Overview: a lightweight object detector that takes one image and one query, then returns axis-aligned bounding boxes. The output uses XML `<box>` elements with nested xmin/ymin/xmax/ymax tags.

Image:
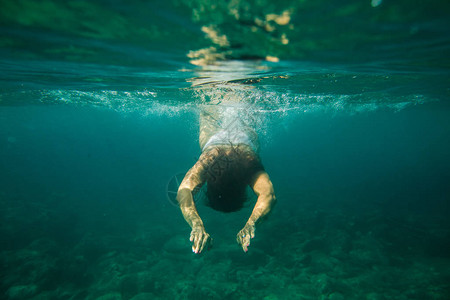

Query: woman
<box><xmin>176</xmin><ymin>104</ymin><xmax>276</xmax><ymax>253</ymax></box>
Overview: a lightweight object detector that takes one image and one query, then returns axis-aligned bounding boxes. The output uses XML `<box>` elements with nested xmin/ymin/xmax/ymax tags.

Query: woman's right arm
<box><xmin>176</xmin><ymin>156</ymin><xmax>211</xmax><ymax>253</ymax></box>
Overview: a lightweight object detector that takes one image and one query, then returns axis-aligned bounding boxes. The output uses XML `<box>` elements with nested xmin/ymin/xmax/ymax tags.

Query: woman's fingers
<box><xmin>236</xmin><ymin>229</ymin><xmax>251</xmax><ymax>252</ymax></box>
<box><xmin>237</xmin><ymin>227</ymin><xmax>254</xmax><ymax>252</ymax></box>
<box><xmin>194</xmin><ymin>233</ymin><xmax>202</xmax><ymax>253</ymax></box>
<box><xmin>190</xmin><ymin>229</ymin><xmax>210</xmax><ymax>253</ymax></box>
<box><xmin>199</xmin><ymin>234</ymin><xmax>209</xmax><ymax>253</ymax></box>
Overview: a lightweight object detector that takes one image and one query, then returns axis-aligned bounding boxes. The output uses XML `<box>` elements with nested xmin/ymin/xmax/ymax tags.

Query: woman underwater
<box><xmin>176</xmin><ymin>99</ymin><xmax>277</xmax><ymax>253</ymax></box>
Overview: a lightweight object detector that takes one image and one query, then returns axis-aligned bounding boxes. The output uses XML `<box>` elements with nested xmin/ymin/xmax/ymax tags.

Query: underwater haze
<box><xmin>1</xmin><ymin>0</ymin><xmax>450</xmax><ymax>299</ymax></box>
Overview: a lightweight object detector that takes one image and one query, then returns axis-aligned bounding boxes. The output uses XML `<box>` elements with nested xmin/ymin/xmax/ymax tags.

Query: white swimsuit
<box><xmin>202</xmin><ymin>129</ymin><xmax>258</xmax><ymax>153</ymax></box>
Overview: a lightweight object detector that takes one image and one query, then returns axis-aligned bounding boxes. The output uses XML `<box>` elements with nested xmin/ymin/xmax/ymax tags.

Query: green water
<box><xmin>1</xmin><ymin>0</ymin><xmax>449</xmax><ymax>299</ymax></box>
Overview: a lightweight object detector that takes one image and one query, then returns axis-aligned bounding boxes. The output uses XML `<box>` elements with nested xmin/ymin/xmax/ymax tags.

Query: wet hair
<box><xmin>203</xmin><ymin>145</ymin><xmax>264</xmax><ymax>213</ymax></box>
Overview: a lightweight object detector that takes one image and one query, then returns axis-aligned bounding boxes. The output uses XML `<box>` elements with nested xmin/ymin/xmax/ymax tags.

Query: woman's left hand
<box><xmin>236</xmin><ymin>223</ymin><xmax>255</xmax><ymax>252</ymax></box>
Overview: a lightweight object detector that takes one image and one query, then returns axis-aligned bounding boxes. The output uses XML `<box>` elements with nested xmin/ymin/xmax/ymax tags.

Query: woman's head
<box><xmin>203</xmin><ymin>145</ymin><xmax>264</xmax><ymax>212</ymax></box>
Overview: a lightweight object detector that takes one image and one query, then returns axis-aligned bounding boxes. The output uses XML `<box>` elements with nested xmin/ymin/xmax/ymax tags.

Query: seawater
<box><xmin>1</xmin><ymin>0</ymin><xmax>449</xmax><ymax>299</ymax></box>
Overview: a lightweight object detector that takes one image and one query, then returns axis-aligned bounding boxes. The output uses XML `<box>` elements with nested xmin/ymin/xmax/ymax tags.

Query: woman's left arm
<box><xmin>236</xmin><ymin>171</ymin><xmax>277</xmax><ymax>252</ymax></box>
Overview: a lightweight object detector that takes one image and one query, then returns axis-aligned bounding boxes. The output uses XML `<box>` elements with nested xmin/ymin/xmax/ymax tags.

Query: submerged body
<box><xmin>176</xmin><ymin>105</ymin><xmax>276</xmax><ymax>253</ymax></box>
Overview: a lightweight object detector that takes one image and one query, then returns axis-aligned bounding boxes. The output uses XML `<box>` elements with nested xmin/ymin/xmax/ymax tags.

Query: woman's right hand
<box><xmin>190</xmin><ymin>226</ymin><xmax>212</xmax><ymax>253</ymax></box>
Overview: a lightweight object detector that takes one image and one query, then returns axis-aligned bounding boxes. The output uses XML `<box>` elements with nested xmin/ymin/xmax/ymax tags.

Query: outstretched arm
<box><xmin>237</xmin><ymin>171</ymin><xmax>276</xmax><ymax>252</ymax></box>
<box><xmin>177</xmin><ymin>154</ymin><xmax>211</xmax><ymax>253</ymax></box>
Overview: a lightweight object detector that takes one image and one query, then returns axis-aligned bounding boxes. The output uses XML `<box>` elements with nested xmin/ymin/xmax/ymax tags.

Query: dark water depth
<box><xmin>1</xmin><ymin>103</ymin><xmax>449</xmax><ymax>299</ymax></box>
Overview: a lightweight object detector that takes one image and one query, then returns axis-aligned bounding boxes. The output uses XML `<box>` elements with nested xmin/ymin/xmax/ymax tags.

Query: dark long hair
<box><xmin>204</xmin><ymin>145</ymin><xmax>264</xmax><ymax>212</ymax></box>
